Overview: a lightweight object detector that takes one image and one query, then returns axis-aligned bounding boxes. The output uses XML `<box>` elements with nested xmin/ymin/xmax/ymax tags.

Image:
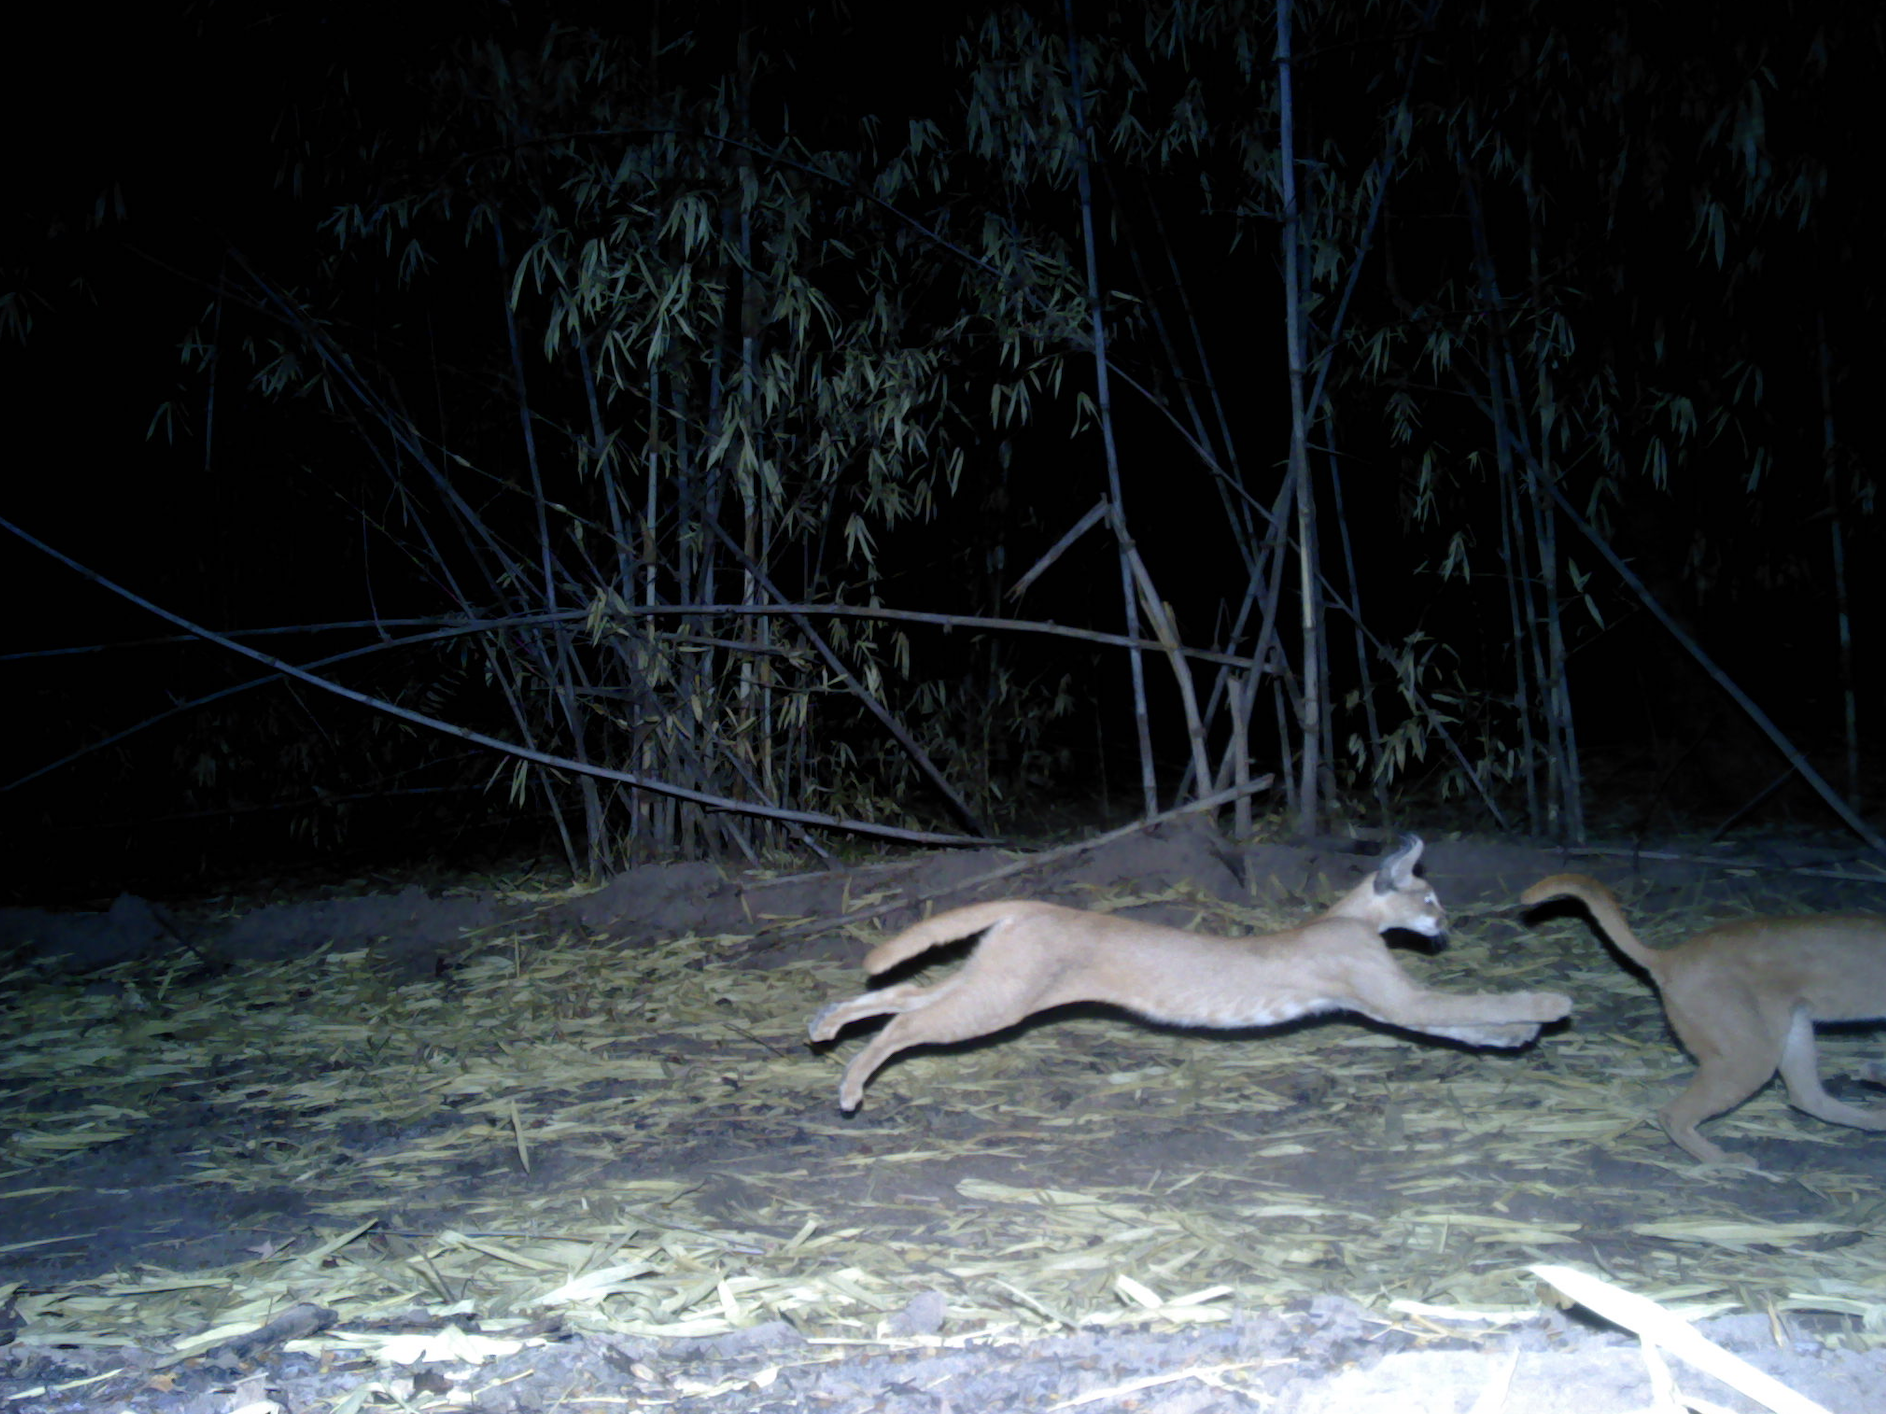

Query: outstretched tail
<box><xmin>862</xmin><ymin>900</ymin><xmax>1061</xmax><ymax>975</ymax></box>
<box><xmin>1519</xmin><ymin>872</ymin><xmax>1662</xmax><ymax>971</ymax></box>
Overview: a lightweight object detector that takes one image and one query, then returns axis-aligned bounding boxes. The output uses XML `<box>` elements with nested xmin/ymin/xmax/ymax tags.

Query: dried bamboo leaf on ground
<box><xmin>3</xmin><ymin>876</ymin><xmax>1885</xmax><ymax>1365</ymax></box>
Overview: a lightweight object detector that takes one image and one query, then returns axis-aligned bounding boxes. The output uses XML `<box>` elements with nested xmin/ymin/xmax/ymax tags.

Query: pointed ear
<box><xmin>1373</xmin><ymin>834</ymin><xmax>1424</xmax><ymax>894</ymax></box>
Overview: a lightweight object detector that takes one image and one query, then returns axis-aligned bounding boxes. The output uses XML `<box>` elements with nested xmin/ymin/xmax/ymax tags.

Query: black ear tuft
<box><xmin>1373</xmin><ymin>834</ymin><xmax>1424</xmax><ymax>894</ymax></box>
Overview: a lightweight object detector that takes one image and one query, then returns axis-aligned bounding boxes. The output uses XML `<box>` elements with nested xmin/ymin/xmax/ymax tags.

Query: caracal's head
<box><xmin>1350</xmin><ymin>834</ymin><xmax>1448</xmax><ymax>938</ymax></box>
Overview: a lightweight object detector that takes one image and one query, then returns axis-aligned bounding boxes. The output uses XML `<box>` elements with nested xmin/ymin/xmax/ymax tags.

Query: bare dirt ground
<box><xmin>4</xmin><ymin>821</ymin><xmax>1886</xmax><ymax>1413</ymax></box>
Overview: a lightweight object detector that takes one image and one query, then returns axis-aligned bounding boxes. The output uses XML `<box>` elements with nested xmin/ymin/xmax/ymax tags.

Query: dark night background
<box><xmin>4</xmin><ymin>0</ymin><xmax>1882</xmax><ymax>904</ymax></box>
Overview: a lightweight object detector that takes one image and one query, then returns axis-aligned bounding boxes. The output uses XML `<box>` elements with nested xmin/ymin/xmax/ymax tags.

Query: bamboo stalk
<box><xmin>1816</xmin><ymin>311</ymin><xmax>1860</xmax><ymax>809</ymax></box>
<box><xmin>1462</xmin><ymin>168</ymin><xmax>1541</xmax><ymax>833</ymax></box>
<box><xmin>1124</xmin><ymin>546</ymin><xmax>1213</xmax><ymax>803</ymax></box>
<box><xmin>1275</xmin><ymin>0</ymin><xmax>1322</xmax><ymax>835</ymax></box>
<box><xmin>1323</xmin><ymin>439</ymin><xmax>1390</xmax><ymax>828</ymax></box>
<box><xmin>1496</xmin><ymin>438</ymin><xmax>1884</xmax><ymax>856</ymax></box>
<box><xmin>1063</xmin><ymin>0</ymin><xmax>1158</xmax><ymax>820</ymax></box>
<box><xmin>1518</xmin><ymin>162</ymin><xmax>1584</xmax><ymax>841</ymax></box>
<box><xmin>1230</xmin><ymin>675</ymin><xmax>1254</xmax><ymax>841</ymax></box>
<box><xmin>498</xmin><ymin>222</ymin><xmax>609</xmax><ymax>876</ymax></box>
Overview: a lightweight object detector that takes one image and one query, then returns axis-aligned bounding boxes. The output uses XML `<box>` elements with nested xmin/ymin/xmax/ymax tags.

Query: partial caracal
<box><xmin>1522</xmin><ymin>873</ymin><xmax>1886</xmax><ymax>1166</ymax></box>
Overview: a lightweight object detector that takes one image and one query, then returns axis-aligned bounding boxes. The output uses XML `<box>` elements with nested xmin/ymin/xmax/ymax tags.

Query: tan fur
<box><xmin>1520</xmin><ymin>872</ymin><xmax>1886</xmax><ymax>1166</ymax></box>
<box><xmin>809</xmin><ymin>836</ymin><xmax>1571</xmax><ymax>1113</ymax></box>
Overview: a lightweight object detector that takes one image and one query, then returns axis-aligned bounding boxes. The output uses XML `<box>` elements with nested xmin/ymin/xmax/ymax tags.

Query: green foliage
<box><xmin>118</xmin><ymin>1</ymin><xmax>1881</xmax><ymax>862</ymax></box>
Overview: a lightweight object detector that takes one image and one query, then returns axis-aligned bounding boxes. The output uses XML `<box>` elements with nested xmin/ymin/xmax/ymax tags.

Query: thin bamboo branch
<box><xmin>1564</xmin><ymin>843</ymin><xmax>1886</xmax><ymax>886</ymax></box>
<box><xmin>1165</xmin><ymin>456</ymin><xmax>1295</xmax><ymax>807</ymax></box>
<box><xmin>4</xmin><ymin>518</ymin><xmax>995</xmax><ymax>849</ymax></box>
<box><xmin>733</xmin><ymin>775</ymin><xmax>1278</xmax><ymax>957</ymax></box>
<box><xmin>709</xmin><ymin>523</ymin><xmax>987</xmax><ymax>836</ymax></box>
<box><xmin>4</xmin><ymin>619</ymin><xmax>538</xmax><ymax>794</ymax></box>
<box><xmin>1299</xmin><ymin>0</ymin><xmax>1441</xmax><ymax>423</ymax></box>
<box><xmin>1007</xmin><ymin>498</ymin><xmax>1110</xmax><ymax>602</ymax></box>
<box><xmin>1316</xmin><ymin>571</ymin><xmax>1512</xmax><ymax>830</ymax></box>
<box><xmin>240</xmin><ymin>281</ymin><xmax>601</xmax><ymax>863</ymax></box>
<box><xmin>234</xmin><ymin>258</ymin><xmax>528</xmax><ymax>604</ymax></box>
<box><xmin>1495</xmin><ymin>442</ymin><xmax>1542</xmax><ymax>829</ymax></box>
<box><xmin>577</xmin><ymin>338</ymin><xmax>634</xmax><ymax>601</ymax></box>
<box><xmin>1113</xmin><ymin>174</ymin><xmax>1257</xmax><ymax>578</ymax></box>
<box><xmin>1709</xmin><ymin>764</ymin><xmax>1803</xmax><ymax>842</ymax></box>
<box><xmin>15</xmin><ymin>597</ymin><xmax>1270</xmax><ymax>670</ymax></box>
<box><xmin>2</xmin><ymin>616</ymin><xmax>502</xmax><ymax>659</ymax></box>
<box><xmin>1816</xmin><ymin>310</ymin><xmax>1860</xmax><ymax>808</ymax></box>
<box><xmin>1491</xmin><ymin>441</ymin><xmax>1886</xmax><ymax>855</ymax></box>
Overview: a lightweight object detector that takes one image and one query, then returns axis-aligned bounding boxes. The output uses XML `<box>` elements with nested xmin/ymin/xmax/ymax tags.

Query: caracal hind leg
<box><xmin>808</xmin><ymin>977</ymin><xmax>964</xmax><ymax>1043</ymax></box>
<box><xmin>831</xmin><ymin>985</ymin><xmax>1035</xmax><ymax>1113</ymax></box>
<box><xmin>1341</xmin><ymin>959</ymin><xmax>1571</xmax><ymax>1044</ymax></box>
<box><xmin>1777</xmin><ymin>1009</ymin><xmax>1886</xmax><ymax>1132</ymax></box>
<box><xmin>1654</xmin><ymin>990</ymin><xmax>1790</xmax><ymax>1165</ymax></box>
<box><xmin>1658</xmin><ymin>1039</ymin><xmax>1781</xmax><ymax>1166</ymax></box>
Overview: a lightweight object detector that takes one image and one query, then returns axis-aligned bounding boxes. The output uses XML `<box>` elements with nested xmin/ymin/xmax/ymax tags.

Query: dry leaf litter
<box><xmin>2</xmin><ymin>868</ymin><xmax>1884</xmax><ymax>1408</ymax></box>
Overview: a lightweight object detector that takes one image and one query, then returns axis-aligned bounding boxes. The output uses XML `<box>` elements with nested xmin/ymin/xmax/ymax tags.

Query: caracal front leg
<box><xmin>1340</xmin><ymin>959</ymin><xmax>1571</xmax><ymax>1045</ymax></box>
<box><xmin>1776</xmin><ymin>1010</ymin><xmax>1886</xmax><ymax>1133</ymax></box>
